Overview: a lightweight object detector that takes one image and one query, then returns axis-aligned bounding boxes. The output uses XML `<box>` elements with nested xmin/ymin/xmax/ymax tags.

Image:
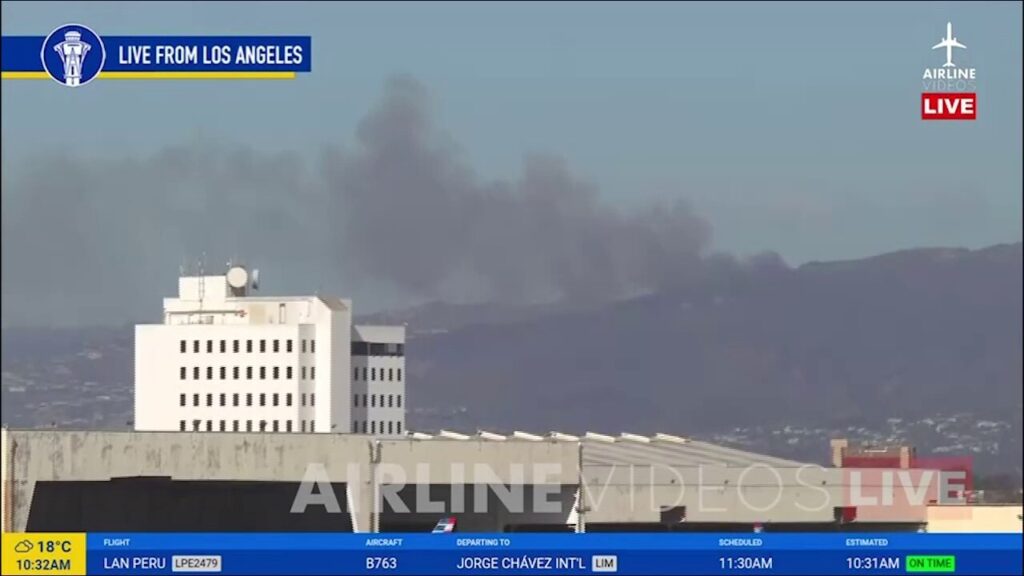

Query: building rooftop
<box><xmin>402</xmin><ymin>430</ymin><xmax>810</xmax><ymax>468</ymax></box>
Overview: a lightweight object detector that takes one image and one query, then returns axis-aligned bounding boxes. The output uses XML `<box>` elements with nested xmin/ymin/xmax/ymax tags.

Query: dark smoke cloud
<box><xmin>2</xmin><ymin>75</ymin><xmax>740</xmax><ymax>327</ymax></box>
<box><xmin>327</xmin><ymin>75</ymin><xmax>713</xmax><ymax>304</ymax></box>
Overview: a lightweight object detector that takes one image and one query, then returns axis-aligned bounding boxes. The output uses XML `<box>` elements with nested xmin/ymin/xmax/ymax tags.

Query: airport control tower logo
<box><xmin>41</xmin><ymin>24</ymin><xmax>105</xmax><ymax>86</ymax></box>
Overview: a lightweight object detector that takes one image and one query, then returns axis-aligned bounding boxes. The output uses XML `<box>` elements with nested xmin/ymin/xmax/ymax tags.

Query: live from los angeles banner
<box><xmin>1</xmin><ymin>23</ymin><xmax>311</xmax><ymax>85</ymax></box>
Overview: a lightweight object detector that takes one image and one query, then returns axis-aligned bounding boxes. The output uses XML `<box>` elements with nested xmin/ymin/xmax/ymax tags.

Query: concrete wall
<box><xmin>1</xmin><ymin>430</ymin><xmax>577</xmax><ymax>533</ymax></box>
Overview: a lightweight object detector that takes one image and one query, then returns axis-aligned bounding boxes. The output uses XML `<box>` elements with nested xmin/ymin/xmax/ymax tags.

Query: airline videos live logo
<box><xmin>921</xmin><ymin>92</ymin><xmax>976</xmax><ymax>120</ymax></box>
<box><xmin>921</xmin><ymin>22</ymin><xmax>976</xmax><ymax>121</ymax></box>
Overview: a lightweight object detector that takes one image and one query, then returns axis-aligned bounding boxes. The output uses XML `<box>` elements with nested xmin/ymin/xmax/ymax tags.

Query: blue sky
<box><xmin>1</xmin><ymin>1</ymin><xmax>1021</xmax><ymax>323</ymax></box>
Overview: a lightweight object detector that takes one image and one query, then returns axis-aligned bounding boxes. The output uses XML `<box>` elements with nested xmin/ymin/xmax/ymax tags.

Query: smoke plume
<box><xmin>2</xmin><ymin>75</ymin><xmax>726</xmax><ymax>327</ymax></box>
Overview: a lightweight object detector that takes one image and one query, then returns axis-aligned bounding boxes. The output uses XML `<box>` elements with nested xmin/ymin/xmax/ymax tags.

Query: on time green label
<box><xmin>906</xmin><ymin>555</ymin><xmax>956</xmax><ymax>573</ymax></box>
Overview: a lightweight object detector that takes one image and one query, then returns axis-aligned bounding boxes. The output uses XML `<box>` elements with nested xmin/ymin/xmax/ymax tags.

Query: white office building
<box><xmin>134</xmin><ymin>265</ymin><xmax>406</xmax><ymax>435</ymax></box>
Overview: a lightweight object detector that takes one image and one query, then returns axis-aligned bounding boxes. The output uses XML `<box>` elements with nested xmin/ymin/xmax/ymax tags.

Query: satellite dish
<box><xmin>251</xmin><ymin>269</ymin><xmax>260</xmax><ymax>290</ymax></box>
<box><xmin>226</xmin><ymin>266</ymin><xmax>249</xmax><ymax>289</ymax></box>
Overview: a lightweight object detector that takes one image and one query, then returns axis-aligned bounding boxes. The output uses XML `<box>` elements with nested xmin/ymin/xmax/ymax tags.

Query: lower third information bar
<box><xmin>2</xmin><ymin>533</ymin><xmax>1021</xmax><ymax>575</ymax></box>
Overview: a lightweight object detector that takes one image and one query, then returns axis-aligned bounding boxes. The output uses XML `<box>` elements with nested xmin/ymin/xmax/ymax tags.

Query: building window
<box><xmin>233</xmin><ymin>420</ymin><xmax>239</xmax><ymax>432</ymax></box>
<box><xmin>388</xmin><ymin>394</ymin><xmax>393</xmax><ymax>408</ymax></box>
<box><xmin>259</xmin><ymin>420</ymin><xmax>267</xmax><ymax>432</ymax></box>
<box><xmin>206</xmin><ymin>366</ymin><xmax>213</xmax><ymax>380</ymax></box>
<box><xmin>352</xmin><ymin>422</ymin><xmax>358</xmax><ymax>433</ymax></box>
<box><xmin>361</xmin><ymin>393</ymin><xmax>367</xmax><ymax>407</ymax></box>
<box><xmin>246</xmin><ymin>393</ymin><xmax>252</xmax><ymax>407</ymax></box>
<box><xmin>397</xmin><ymin>395</ymin><xmax>402</xmax><ymax>408</ymax></box>
<box><xmin>179</xmin><ymin>420</ymin><xmax>186</xmax><ymax>431</ymax></box>
<box><xmin>371</xmin><ymin>421</ymin><xmax>376</xmax><ymax>434</ymax></box>
<box><xmin>206</xmin><ymin>420</ymin><xmax>213</xmax><ymax>432</ymax></box>
<box><xmin>273</xmin><ymin>420</ymin><xmax>279</xmax><ymax>432</ymax></box>
<box><xmin>259</xmin><ymin>393</ymin><xmax>266</xmax><ymax>407</ymax></box>
<box><xmin>286</xmin><ymin>393</ymin><xmax>293</xmax><ymax>407</ymax></box>
<box><xmin>397</xmin><ymin>368</ymin><xmax>402</xmax><ymax>382</ymax></box>
<box><xmin>273</xmin><ymin>339</ymin><xmax>279</xmax><ymax>353</ymax></box>
<box><xmin>353</xmin><ymin>394</ymin><xmax>359</xmax><ymax>407</ymax></box>
<box><xmin>206</xmin><ymin>393</ymin><xmax>213</xmax><ymax>407</ymax></box>
<box><xmin>301</xmin><ymin>366</ymin><xmax>307</xmax><ymax>380</ymax></box>
<box><xmin>233</xmin><ymin>340</ymin><xmax>239</xmax><ymax>353</ymax></box>
<box><xmin>193</xmin><ymin>367</ymin><xmax>200</xmax><ymax>380</ymax></box>
<box><xmin>397</xmin><ymin>421</ymin><xmax>402</xmax><ymax>434</ymax></box>
<box><xmin>301</xmin><ymin>393</ymin><xmax>306</xmax><ymax>407</ymax></box>
<box><xmin>219</xmin><ymin>420</ymin><xmax>226</xmax><ymax>432</ymax></box>
<box><xmin>310</xmin><ymin>421</ymin><xmax>315</xmax><ymax>432</ymax></box>
<box><xmin>246</xmin><ymin>366</ymin><xmax>253</xmax><ymax>380</ymax></box>
<box><xmin>273</xmin><ymin>367</ymin><xmax>279</xmax><ymax>380</ymax></box>
<box><xmin>179</xmin><ymin>393</ymin><xmax>186</xmax><ymax>407</ymax></box>
<box><xmin>389</xmin><ymin>368</ymin><xmax>394</xmax><ymax>382</ymax></box>
<box><xmin>207</xmin><ymin>340</ymin><xmax>213</xmax><ymax>353</ymax></box>
<box><xmin>193</xmin><ymin>420</ymin><xmax>200</xmax><ymax>431</ymax></box>
<box><xmin>287</xmin><ymin>420</ymin><xmax>293</xmax><ymax>432</ymax></box>
<box><xmin>259</xmin><ymin>366</ymin><xmax>266</xmax><ymax>380</ymax></box>
<box><xmin>193</xmin><ymin>340</ymin><xmax>200</xmax><ymax>353</ymax></box>
<box><xmin>371</xmin><ymin>395</ymin><xmax>376</xmax><ymax>408</ymax></box>
<box><xmin>388</xmin><ymin>421</ymin><xmax>393</xmax><ymax>435</ymax></box>
<box><xmin>246</xmin><ymin>420</ymin><xmax>253</xmax><ymax>432</ymax></box>
<box><xmin>311</xmin><ymin>393</ymin><xmax>315</xmax><ymax>407</ymax></box>
<box><xmin>361</xmin><ymin>420</ymin><xmax>367</xmax><ymax>434</ymax></box>
<box><xmin>193</xmin><ymin>393</ymin><xmax>199</xmax><ymax>407</ymax></box>
<box><xmin>220</xmin><ymin>340</ymin><xmax>226</xmax><ymax>353</ymax></box>
<box><xmin>351</xmin><ymin>342</ymin><xmax>368</xmax><ymax>356</ymax></box>
<box><xmin>311</xmin><ymin>340</ymin><xmax>316</xmax><ymax>353</ymax></box>
<box><xmin>233</xmin><ymin>393</ymin><xmax>239</xmax><ymax>407</ymax></box>
<box><xmin>301</xmin><ymin>420</ymin><xmax>307</xmax><ymax>433</ymax></box>
<box><xmin>301</xmin><ymin>339</ymin><xmax>306</xmax><ymax>353</ymax></box>
<box><xmin>286</xmin><ymin>366</ymin><xmax>293</xmax><ymax>380</ymax></box>
<box><xmin>286</xmin><ymin>339</ymin><xmax>293</xmax><ymax>353</ymax></box>
<box><xmin>273</xmin><ymin>393</ymin><xmax>279</xmax><ymax>407</ymax></box>
<box><xmin>362</xmin><ymin>367</ymin><xmax>368</xmax><ymax>381</ymax></box>
<box><xmin>233</xmin><ymin>366</ymin><xmax>239</xmax><ymax>380</ymax></box>
<box><xmin>260</xmin><ymin>339</ymin><xmax>266</xmax><ymax>353</ymax></box>
<box><xmin>311</xmin><ymin>367</ymin><xmax>316</xmax><ymax>380</ymax></box>
<box><xmin>180</xmin><ymin>366</ymin><xmax>186</xmax><ymax>380</ymax></box>
<box><xmin>219</xmin><ymin>393</ymin><xmax>226</xmax><ymax>407</ymax></box>
<box><xmin>246</xmin><ymin>340</ymin><xmax>253</xmax><ymax>353</ymax></box>
<box><xmin>180</xmin><ymin>340</ymin><xmax>187</xmax><ymax>353</ymax></box>
<box><xmin>371</xmin><ymin>368</ymin><xmax>376</xmax><ymax>381</ymax></box>
<box><xmin>220</xmin><ymin>366</ymin><xmax>226</xmax><ymax>380</ymax></box>
<box><xmin>353</xmin><ymin>367</ymin><xmax>359</xmax><ymax>381</ymax></box>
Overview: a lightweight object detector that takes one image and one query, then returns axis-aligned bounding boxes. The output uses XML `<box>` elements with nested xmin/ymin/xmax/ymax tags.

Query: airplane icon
<box><xmin>932</xmin><ymin>22</ymin><xmax>966</xmax><ymax>68</ymax></box>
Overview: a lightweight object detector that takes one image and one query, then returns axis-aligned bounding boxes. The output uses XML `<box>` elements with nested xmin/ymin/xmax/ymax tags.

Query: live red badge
<box><xmin>921</xmin><ymin>92</ymin><xmax>976</xmax><ymax>120</ymax></box>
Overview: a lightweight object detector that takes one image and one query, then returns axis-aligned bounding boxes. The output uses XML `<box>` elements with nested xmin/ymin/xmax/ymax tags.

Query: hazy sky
<box><xmin>1</xmin><ymin>2</ymin><xmax>1021</xmax><ymax>326</ymax></box>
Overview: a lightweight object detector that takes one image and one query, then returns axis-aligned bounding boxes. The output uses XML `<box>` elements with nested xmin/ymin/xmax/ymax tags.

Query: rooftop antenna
<box><xmin>198</xmin><ymin>252</ymin><xmax>206</xmax><ymax>309</ymax></box>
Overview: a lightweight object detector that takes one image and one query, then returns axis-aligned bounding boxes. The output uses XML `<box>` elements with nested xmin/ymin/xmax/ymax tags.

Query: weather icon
<box><xmin>14</xmin><ymin>539</ymin><xmax>34</xmax><ymax>553</ymax></box>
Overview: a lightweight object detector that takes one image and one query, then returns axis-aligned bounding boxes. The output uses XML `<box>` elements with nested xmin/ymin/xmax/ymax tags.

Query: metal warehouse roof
<box><xmin>402</xmin><ymin>430</ymin><xmax>809</xmax><ymax>468</ymax></box>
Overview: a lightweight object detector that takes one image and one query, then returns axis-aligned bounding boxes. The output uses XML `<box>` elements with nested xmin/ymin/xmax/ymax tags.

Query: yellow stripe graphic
<box><xmin>2</xmin><ymin>71</ymin><xmax>296</xmax><ymax>80</ymax></box>
<box><xmin>1</xmin><ymin>72</ymin><xmax>49</xmax><ymax>79</ymax></box>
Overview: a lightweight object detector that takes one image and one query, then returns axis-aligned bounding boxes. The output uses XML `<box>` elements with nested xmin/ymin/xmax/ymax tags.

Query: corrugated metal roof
<box><xmin>581</xmin><ymin>437</ymin><xmax>807</xmax><ymax>467</ymax></box>
<box><xmin>404</xmin><ymin>430</ymin><xmax>809</xmax><ymax>467</ymax></box>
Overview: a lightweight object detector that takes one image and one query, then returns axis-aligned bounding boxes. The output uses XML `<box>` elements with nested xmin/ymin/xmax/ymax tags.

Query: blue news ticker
<box><xmin>1</xmin><ymin>36</ymin><xmax>312</xmax><ymax>72</ymax></box>
<box><xmin>84</xmin><ymin>533</ymin><xmax>1022</xmax><ymax>575</ymax></box>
